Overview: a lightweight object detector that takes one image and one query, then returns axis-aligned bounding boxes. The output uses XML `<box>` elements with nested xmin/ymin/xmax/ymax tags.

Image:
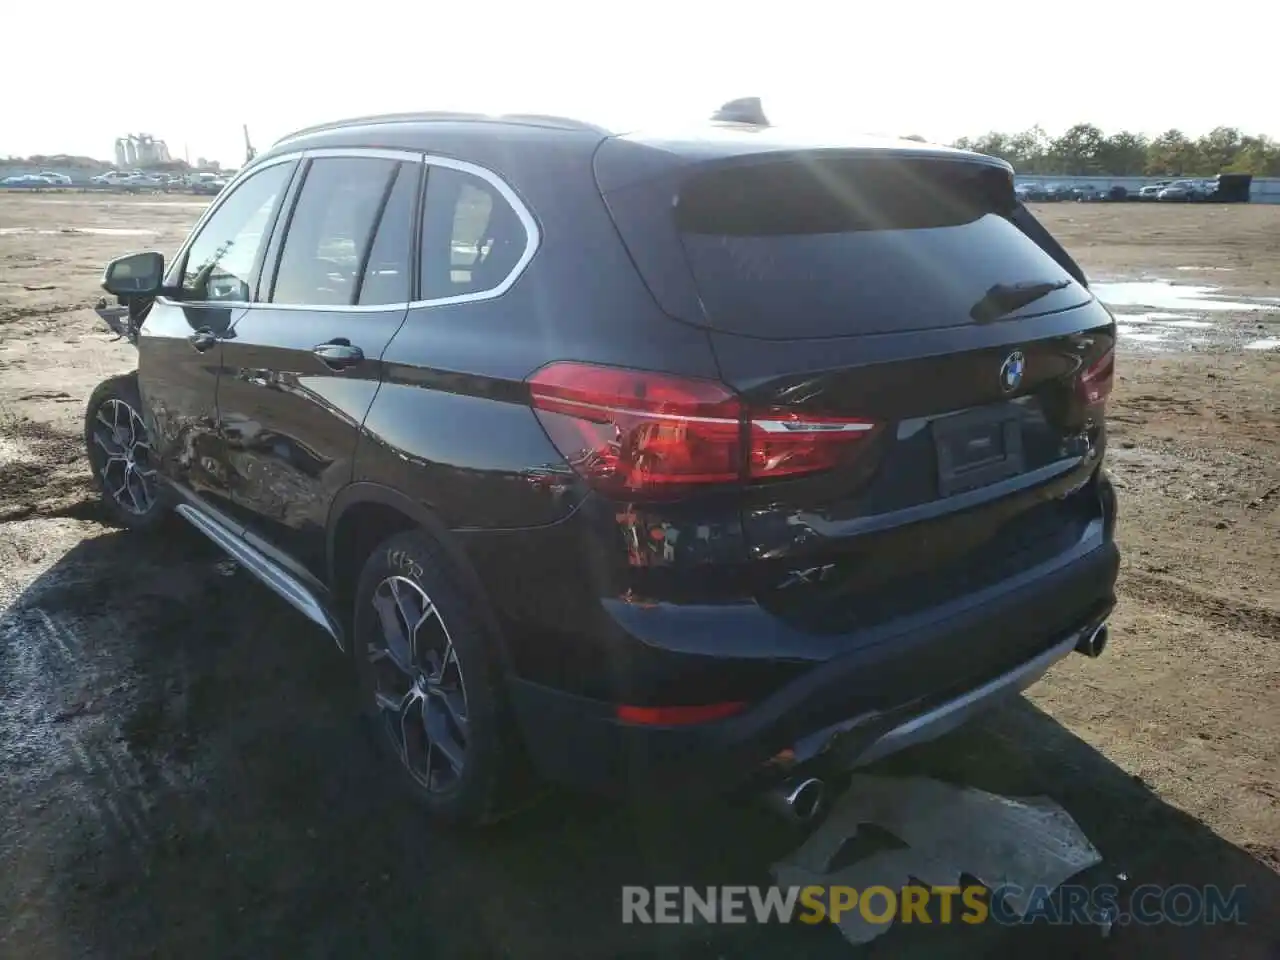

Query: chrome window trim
<box><xmin>154</xmin><ymin>299</ymin><xmax>411</xmax><ymax>315</ymax></box>
<box><xmin>158</xmin><ymin>149</ymin><xmax>539</xmax><ymax>313</ymax></box>
<box><xmin>156</xmin><ymin>298</ymin><xmax>256</xmax><ymax>309</ymax></box>
<box><xmin>303</xmin><ymin>147</ymin><xmax>423</xmax><ymax>163</ymax></box>
<box><xmin>408</xmin><ymin>154</ymin><xmax>540</xmax><ymax>309</ymax></box>
<box><xmin>252</xmin><ymin>301</ymin><xmax>410</xmax><ymax>314</ymax></box>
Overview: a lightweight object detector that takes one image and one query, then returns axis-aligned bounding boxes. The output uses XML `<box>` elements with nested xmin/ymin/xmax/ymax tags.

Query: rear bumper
<box><xmin>796</xmin><ymin>623</ymin><xmax>1097</xmax><ymax>770</ymax></box>
<box><xmin>507</xmin><ymin>538</ymin><xmax>1119</xmax><ymax>796</ymax></box>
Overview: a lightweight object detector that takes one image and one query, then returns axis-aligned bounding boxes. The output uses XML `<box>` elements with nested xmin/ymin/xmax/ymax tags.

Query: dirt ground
<box><xmin>0</xmin><ymin>195</ymin><xmax>1277</xmax><ymax>959</ymax></box>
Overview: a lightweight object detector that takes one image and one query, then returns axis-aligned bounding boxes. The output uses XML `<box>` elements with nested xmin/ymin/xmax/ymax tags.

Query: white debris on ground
<box><xmin>772</xmin><ymin>775</ymin><xmax>1103</xmax><ymax>946</ymax></box>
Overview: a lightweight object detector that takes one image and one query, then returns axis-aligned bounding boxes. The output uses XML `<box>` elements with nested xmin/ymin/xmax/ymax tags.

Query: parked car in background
<box><xmin>119</xmin><ymin>174</ymin><xmax>166</xmax><ymax>190</ymax></box>
<box><xmin>1</xmin><ymin>174</ymin><xmax>57</xmax><ymax>187</ymax></box>
<box><xmin>1018</xmin><ymin>183</ymin><xmax>1059</xmax><ymax>202</ymax></box>
<box><xmin>1068</xmin><ymin>184</ymin><xmax>1103</xmax><ymax>202</ymax></box>
<box><xmin>86</xmin><ymin>110</ymin><xmax>1119</xmax><ymax>825</ymax></box>
<box><xmin>36</xmin><ymin>171</ymin><xmax>72</xmax><ymax>185</ymax></box>
<box><xmin>1047</xmin><ymin>183</ymin><xmax>1080</xmax><ymax>202</ymax></box>
<box><xmin>191</xmin><ymin>175</ymin><xmax>227</xmax><ymax>195</ymax></box>
<box><xmin>1138</xmin><ymin>181</ymin><xmax>1171</xmax><ymax>200</ymax></box>
<box><xmin>1157</xmin><ymin>180</ymin><xmax>1203</xmax><ymax>202</ymax></box>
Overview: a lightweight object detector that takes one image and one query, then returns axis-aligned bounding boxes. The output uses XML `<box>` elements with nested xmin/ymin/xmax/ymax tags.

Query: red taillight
<box><xmin>616</xmin><ymin>701</ymin><xmax>747</xmax><ymax>725</ymax></box>
<box><xmin>1077</xmin><ymin>348</ymin><xmax>1115</xmax><ymax>406</ymax></box>
<box><xmin>528</xmin><ymin>363</ymin><xmax>743</xmax><ymax>497</ymax></box>
<box><xmin>528</xmin><ymin>363</ymin><xmax>877</xmax><ymax>497</ymax></box>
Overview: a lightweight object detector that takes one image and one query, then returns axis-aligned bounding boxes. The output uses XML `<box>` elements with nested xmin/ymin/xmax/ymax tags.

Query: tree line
<box><xmin>2</xmin><ymin>154</ymin><xmax>199</xmax><ymax>173</ymax></box>
<box><xmin>2</xmin><ymin>154</ymin><xmax>104</xmax><ymax>169</ymax></box>
<box><xmin>12</xmin><ymin>126</ymin><xmax>1280</xmax><ymax>178</ymax></box>
<box><xmin>946</xmin><ymin>125</ymin><xmax>1280</xmax><ymax>177</ymax></box>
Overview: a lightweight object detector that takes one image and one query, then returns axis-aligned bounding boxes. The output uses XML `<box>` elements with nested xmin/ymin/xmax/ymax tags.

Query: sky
<box><xmin>3</xmin><ymin>0</ymin><xmax>1277</xmax><ymax>166</ymax></box>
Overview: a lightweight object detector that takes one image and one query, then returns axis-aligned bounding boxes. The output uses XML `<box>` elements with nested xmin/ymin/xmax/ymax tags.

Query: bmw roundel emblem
<box><xmin>999</xmin><ymin>350</ymin><xmax>1026</xmax><ymax>393</ymax></box>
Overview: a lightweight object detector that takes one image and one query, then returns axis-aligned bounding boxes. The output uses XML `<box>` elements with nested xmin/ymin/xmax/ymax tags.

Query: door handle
<box><xmin>188</xmin><ymin>328</ymin><xmax>218</xmax><ymax>352</ymax></box>
<box><xmin>311</xmin><ymin>340</ymin><xmax>365</xmax><ymax>370</ymax></box>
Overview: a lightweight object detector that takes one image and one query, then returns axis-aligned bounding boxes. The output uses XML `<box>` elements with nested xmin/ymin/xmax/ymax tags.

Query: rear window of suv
<box><xmin>673</xmin><ymin>157</ymin><xmax>1090</xmax><ymax>339</ymax></box>
<box><xmin>420</xmin><ymin>165</ymin><xmax>529</xmax><ymax>302</ymax></box>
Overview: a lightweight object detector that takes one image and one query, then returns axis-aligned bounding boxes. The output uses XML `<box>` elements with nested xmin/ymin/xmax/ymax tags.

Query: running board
<box><xmin>174</xmin><ymin>504</ymin><xmax>343</xmax><ymax>649</ymax></box>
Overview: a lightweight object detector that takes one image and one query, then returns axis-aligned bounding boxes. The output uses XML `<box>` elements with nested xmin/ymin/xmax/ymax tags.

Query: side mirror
<box><xmin>102</xmin><ymin>251</ymin><xmax>165</xmax><ymax>298</ymax></box>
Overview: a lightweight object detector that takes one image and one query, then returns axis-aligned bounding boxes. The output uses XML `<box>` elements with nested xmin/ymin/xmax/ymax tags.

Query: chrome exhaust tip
<box><xmin>1076</xmin><ymin>622</ymin><xmax>1109</xmax><ymax>658</ymax></box>
<box><xmin>762</xmin><ymin>776</ymin><xmax>828</xmax><ymax>824</ymax></box>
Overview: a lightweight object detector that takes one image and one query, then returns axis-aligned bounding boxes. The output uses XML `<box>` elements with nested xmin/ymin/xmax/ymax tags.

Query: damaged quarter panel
<box><xmin>353</xmin><ymin>299</ymin><xmax>584</xmax><ymax>531</ymax></box>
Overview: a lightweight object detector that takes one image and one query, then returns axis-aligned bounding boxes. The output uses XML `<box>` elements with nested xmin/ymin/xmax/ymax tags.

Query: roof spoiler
<box><xmin>711</xmin><ymin>97</ymin><xmax>770</xmax><ymax>126</ymax></box>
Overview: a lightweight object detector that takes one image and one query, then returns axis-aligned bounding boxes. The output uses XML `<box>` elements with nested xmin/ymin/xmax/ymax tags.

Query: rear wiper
<box><xmin>969</xmin><ymin>280</ymin><xmax>1070</xmax><ymax>323</ymax></box>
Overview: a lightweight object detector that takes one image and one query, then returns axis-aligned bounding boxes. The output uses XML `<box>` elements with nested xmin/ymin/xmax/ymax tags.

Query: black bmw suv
<box><xmin>88</xmin><ymin>107</ymin><xmax>1119</xmax><ymax>825</ymax></box>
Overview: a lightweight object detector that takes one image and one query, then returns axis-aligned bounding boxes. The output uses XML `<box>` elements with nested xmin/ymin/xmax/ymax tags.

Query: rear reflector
<box><xmin>528</xmin><ymin>362</ymin><xmax>877</xmax><ymax>498</ymax></box>
<box><xmin>616</xmin><ymin>701</ymin><xmax>747</xmax><ymax>725</ymax></box>
<box><xmin>1076</xmin><ymin>347</ymin><xmax>1115</xmax><ymax>406</ymax></box>
<box><xmin>748</xmin><ymin>409</ymin><xmax>877</xmax><ymax>479</ymax></box>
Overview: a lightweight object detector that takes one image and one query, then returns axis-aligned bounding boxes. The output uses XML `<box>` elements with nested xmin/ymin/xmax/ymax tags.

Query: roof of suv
<box><xmin>274</xmin><ymin>111</ymin><xmax>613</xmax><ymax>146</ymax></box>
<box><xmin>265</xmin><ymin>112</ymin><xmax>1004</xmax><ymax>176</ymax></box>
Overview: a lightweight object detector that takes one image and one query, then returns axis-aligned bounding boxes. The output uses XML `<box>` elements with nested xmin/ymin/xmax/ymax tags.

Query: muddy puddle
<box><xmin>1092</xmin><ymin>279</ymin><xmax>1280</xmax><ymax>353</ymax></box>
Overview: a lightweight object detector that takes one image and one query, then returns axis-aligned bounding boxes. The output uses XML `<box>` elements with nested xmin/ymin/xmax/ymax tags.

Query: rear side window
<box><xmin>673</xmin><ymin>157</ymin><xmax>1090</xmax><ymax>339</ymax></box>
<box><xmin>420</xmin><ymin>166</ymin><xmax>528</xmax><ymax>301</ymax></box>
<box><xmin>272</xmin><ymin>157</ymin><xmax>398</xmax><ymax>306</ymax></box>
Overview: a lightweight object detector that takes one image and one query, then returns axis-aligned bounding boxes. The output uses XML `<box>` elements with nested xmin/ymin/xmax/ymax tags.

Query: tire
<box><xmin>84</xmin><ymin>372</ymin><xmax>168</xmax><ymax>530</ymax></box>
<box><xmin>351</xmin><ymin>529</ymin><xmax>524</xmax><ymax>826</ymax></box>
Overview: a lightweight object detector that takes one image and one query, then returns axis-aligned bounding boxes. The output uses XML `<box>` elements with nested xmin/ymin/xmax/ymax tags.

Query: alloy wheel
<box><xmin>89</xmin><ymin>398</ymin><xmax>156</xmax><ymax>515</ymax></box>
<box><xmin>366</xmin><ymin>575</ymin><xmax>470</xmax><ymax>794</ymax></box>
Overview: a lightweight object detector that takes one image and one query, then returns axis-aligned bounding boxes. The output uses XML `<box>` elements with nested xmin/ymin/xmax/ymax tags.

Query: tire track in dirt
<box><xmin>50</xmin><ymin>606</ymin><xmax>159</xmax><ymax>838</ymax></box>
<box><xmin>0</xmin><ymin>513</ymin><xmax>231</xmax><ymax>949</ymax></box>
<box><xmin>0</xmin><ymin>419</ymin><xmax>97</xmax><ymax>523</ymax></box>
<box><xmin>0</xmin><ymin>300</ymin><xmax>99</xmax><ymax>325</ymax></box>
<box><xmin>0</xmin><ymin>593</ymin><xmax>121</xmax><ymax>930</ymax></box>
<box><xmin>30</xmin><ymin>604</ymin><xmax>155</xmax><ymax>855</ymax></box>
<box><xmin>0</xmin><ymin>516</ymin><xmax>212</xmax><ymax>929</ymax></box>
<box><xmin>1119</xmin><ymin>568</ymin><xmax>1280</xmax><ymax>637</ymax></box>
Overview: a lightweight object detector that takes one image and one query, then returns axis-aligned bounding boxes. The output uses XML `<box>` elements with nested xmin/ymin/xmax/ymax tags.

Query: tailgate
<box><xmin>596</xmin><ymin>141</ymin><xmax>1113</xmax><ymax>630</ymax></box>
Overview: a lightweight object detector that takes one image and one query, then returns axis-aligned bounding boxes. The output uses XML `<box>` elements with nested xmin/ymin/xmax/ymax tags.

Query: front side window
<box><xmin>180</xmin><ymin>162</ymin><xmax>292</xmax><ymax>302</ymax></box>
<box><xmin>420</xmin><ymin>166</ymin><xmax>528</xmax><ymax>301</ymax></box>
<box><xmin>271</xmin><ymin>157</ymin><xmax>398</xmax><ymax>306</ymax></box>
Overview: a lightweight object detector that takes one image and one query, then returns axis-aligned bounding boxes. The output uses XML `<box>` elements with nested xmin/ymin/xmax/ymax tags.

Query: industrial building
<box><xmin>113</xmin><ymin>134</ymin><xmax>171</xmax><ymax>168</ymax></box>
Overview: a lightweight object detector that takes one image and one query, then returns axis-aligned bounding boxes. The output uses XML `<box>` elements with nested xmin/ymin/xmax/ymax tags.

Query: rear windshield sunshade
<box><xmin>671</xmin><ymin>156</ymin><xmax>1090</xmax><ymax>339</ymax></box>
